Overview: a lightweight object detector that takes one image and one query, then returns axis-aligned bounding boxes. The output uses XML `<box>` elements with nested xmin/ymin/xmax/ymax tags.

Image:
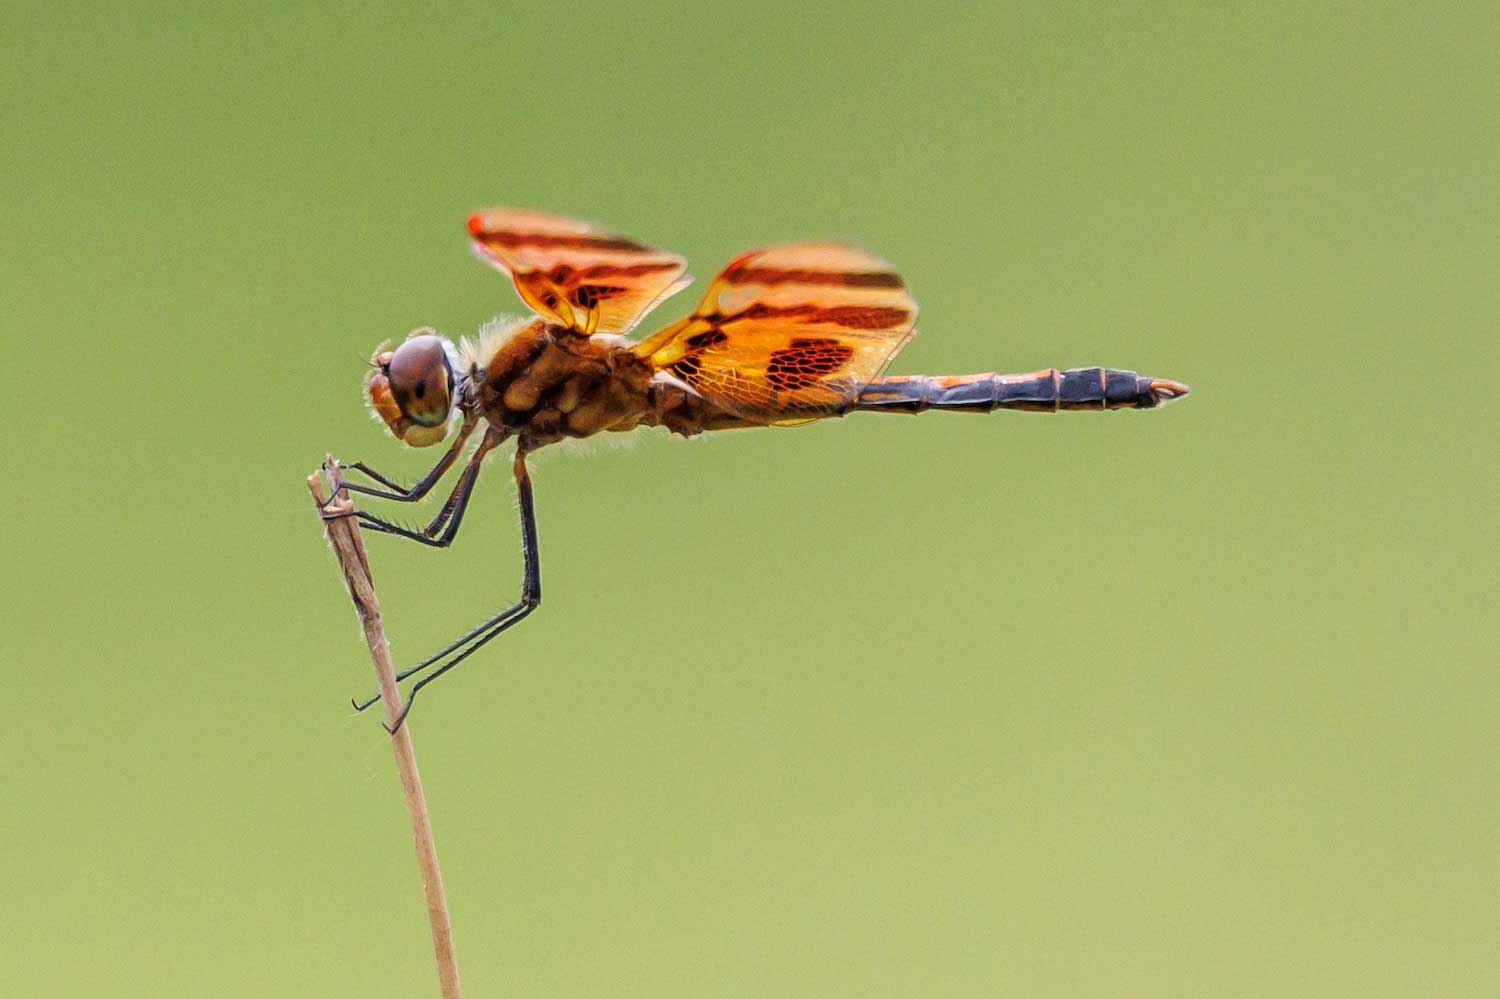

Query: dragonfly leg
<box><xmin>353</xmin><ymin>450</ymin><xmax>543</xmax><ymax>732</ymax></box>
<box><xmin>350</xmin><ymin>600</ymin><xmax>534</xmax><ymax>711</ymax></box>
<box><xmin>326</xmin><ymin>429</ymin><xmax>502</xmax><ymax>548</ymax></box>
<box><xmin>321</xmin><ymin>418</ymin><xmax>477</xmax><ymax>508</ymax></box>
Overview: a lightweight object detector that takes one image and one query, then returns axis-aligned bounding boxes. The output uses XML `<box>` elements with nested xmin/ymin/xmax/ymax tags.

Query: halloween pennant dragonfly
<box><xmin>326</xmin><ymin>209</ymin><xmax>1189</xmax><ymax>731</ymax></box>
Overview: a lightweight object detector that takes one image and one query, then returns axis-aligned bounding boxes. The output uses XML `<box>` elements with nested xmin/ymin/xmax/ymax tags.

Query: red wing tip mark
<box><xmin>720</xmin><ymin>249</ymin><xmax>761</xmax><ymax>273</ymax></box>
<box><xmin>466</xmin><ymin>213</ymin><xmax>485</xmax><ymax>236</ymax></box>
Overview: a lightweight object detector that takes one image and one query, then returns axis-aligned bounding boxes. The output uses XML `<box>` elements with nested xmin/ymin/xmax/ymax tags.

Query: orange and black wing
<box><xmin>633</xmin><ymin>243</ymin><xmax>918</xmax><ymax>425</ymax></box>
<box><xmin>467</xmin><ymin>209</ymin><xmax>691</xmax><ymax>335</ymax></box>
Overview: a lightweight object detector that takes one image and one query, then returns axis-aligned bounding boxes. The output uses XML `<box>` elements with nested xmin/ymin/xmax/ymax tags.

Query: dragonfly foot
<box><xmin>383</xmin><ymin>700</ymin><xmax>414</xmax><ymax>735</ymax></box>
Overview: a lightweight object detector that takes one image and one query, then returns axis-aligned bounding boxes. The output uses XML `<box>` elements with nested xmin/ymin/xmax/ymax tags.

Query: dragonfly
<box><xmin>326</xmin><ymin>209</ymin><xmax>1189</xmax><ymax>731</ymax></box>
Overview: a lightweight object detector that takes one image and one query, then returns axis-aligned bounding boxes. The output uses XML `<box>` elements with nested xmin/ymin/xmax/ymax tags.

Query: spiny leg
<box><xmin>330</xmin><ymin>420</ymin><xmax>473</xmax><ymax>503</ymax></box>
<box><xmin>377</xmin><ymin>450</ymin><xmax>543</xmax><ymax>731</ymax></box>
<box><xmin>340</xmin><ymin>477</ymin><xmax>471</xmax><ymax>548</ymax></box>
<box><xmin>356</xmin><ymin>449</ymin><xmax>543</xmax><ymax>732</ymax></box>
<box><xmin>333</xmin><ymin>440</ymin><xmax>503</xmax><ymax>710</ymax></box>
<box><xmin>328</xmin><ymin>429</ymin><xmax>503</xmax><ymax>549</ymax></box>
<box><xmin>350</xmin><ymin>515</ymin><xmax>531</xmax><ymax>709</ymax></box>
<box><xmin>322</xmin><ymin>417</ymin><xmax>477</xmax><ymax>509</ymax></box>
<box><xmin>350</xmin><ymin>600</ymin><xmax>532</xmax><ymax>712</ymax></box>
<box><xmin>344</xmin><ymin>434</ymin><xmax>510</xmax><ymax>706</ymax></box>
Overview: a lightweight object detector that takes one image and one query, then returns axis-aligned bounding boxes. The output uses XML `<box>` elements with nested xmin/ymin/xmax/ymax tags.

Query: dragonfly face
<box><xmin>331</xmin><ymin>208</ymin><xmax>1190</xmax><ymax>732</ymax></box>
<box><xmin>366</xmin><ymin>331</ymin><xmax>457</xmax><ymax>448</ymax></box>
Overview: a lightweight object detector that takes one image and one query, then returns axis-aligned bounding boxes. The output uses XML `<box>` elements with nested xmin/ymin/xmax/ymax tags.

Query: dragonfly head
<box><xmin>366</xmin><ymin>330</ymin><xmax>456</xmax><ymax>447</ymax></box>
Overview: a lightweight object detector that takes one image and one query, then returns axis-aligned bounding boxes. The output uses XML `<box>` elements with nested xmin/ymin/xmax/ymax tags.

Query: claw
<box><xmin>383</xmin><ymin>709</ymin><xmax>410</xmax><ymax>735</ymax></box>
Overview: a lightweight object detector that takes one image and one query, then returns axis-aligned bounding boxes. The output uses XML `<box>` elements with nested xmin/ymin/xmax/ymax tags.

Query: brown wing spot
<box><xmin>765</xmin><ymin>337</ymin><xmax>856</xmax><ymax>391</ymax></box>
<box><xmin>552</xmin><ymin>261</ymin><xmax>682</xmax><ymax>281</ymax></box>
<box><xmin>723</xmin><ymin>266</ymin><xmax>905</xmax><ymax>289</ymax></box>
<box><xmin>476</xmin><ymin>230</ymin><xmax>650</xmax><ymax>253</ymax></box>
<box><xmin>684</xmin><ymin>329</ymin><xmax>729</xmax><ymax>351</ymax></box>
<box><xmin>732</xmin><ymin>303</ymin><xmax>910</xmax><ymax>329</ymax></box>
<box><xmin>669</xmin><ymin>329</ymin><xmax>729</xmax><ymax>383</ymax></box>
<box><xmin>573</xmin><ymin>284</ymin><xmax>627</xmax><ymax>308</ymax></box>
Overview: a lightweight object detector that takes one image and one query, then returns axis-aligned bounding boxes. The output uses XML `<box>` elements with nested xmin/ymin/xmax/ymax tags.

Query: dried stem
<box><xmin>308</xmin><ymin>460</ymin><xmax>462</xmax><ymax>999</ymax></box>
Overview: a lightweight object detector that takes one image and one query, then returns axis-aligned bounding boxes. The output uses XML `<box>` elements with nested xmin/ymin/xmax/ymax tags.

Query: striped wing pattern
<box><xmin>467</xmin><ymin>209</ymin><xmax>691</xmax><ymax>335</ymax></box>
<box><xmin>634</xmin><ymin>244</ymin><xmax>918</xmax><ymax>425</ymax></box>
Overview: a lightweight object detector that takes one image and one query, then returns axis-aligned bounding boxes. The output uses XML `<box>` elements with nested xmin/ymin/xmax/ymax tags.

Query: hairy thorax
<box><xmin>463</xmin><ymin>319</ymin><xmax>736</xmax><ymax>448</ymax></box>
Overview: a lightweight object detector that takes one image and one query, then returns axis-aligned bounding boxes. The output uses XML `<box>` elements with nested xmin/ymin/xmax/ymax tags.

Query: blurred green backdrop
<box><xmin>4</xmin><ymin>2</ymin><xmax>1497</xmax><ymax>997</ymax></box>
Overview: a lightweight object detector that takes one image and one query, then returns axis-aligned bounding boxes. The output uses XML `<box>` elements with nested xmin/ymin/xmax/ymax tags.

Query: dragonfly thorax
<box><xmin>460</xmin><ymin>317</ymin><xmax>658</xmax><ymax>447</ymax></box>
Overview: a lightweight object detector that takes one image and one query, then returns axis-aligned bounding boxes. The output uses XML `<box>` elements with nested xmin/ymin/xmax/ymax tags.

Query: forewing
<box><xmin>467</xmin><ymin>209</ymin><xmax>690</xmax><ymax>334</ymax></box>
<box><xmin>636</xmin><ymin>243</ymin><xmax>918</xmax><ymax>424</ymax></box>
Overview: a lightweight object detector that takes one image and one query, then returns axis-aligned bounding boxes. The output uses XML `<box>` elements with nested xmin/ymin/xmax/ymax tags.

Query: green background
<box><xmin>5</xmin><ymin>3</ymin><xmax>1496</xmax><ymax>996</ymax></box>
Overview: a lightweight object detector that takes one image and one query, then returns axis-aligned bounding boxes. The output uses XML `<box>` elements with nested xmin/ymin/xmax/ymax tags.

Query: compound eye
<box><xmin>386</xmin><ymin>333</ymin><xmax>453</xmax><ymax>428</ymax></box>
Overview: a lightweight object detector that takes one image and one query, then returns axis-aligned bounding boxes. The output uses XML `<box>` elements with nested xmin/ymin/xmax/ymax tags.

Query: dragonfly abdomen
<box><xmin>854</xmin><ymin>368</ymin><xmax>1188</xmax><ymax>414</ymax></box>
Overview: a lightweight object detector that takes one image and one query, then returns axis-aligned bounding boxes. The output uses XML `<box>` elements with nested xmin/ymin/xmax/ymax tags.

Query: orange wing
<box><xmin>633</xmin><ymin>243</ymin><xmax>918</xmax><ymax>425</ymax></box>
<box><xmin>467</xmin><ymin>209</ymin><xmax>691</xmax><ymax>335</ymax></box>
